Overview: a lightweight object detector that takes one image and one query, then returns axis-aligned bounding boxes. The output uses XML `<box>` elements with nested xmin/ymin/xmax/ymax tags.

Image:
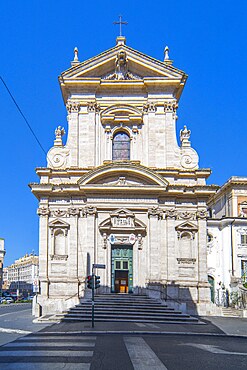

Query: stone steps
<box><xmin>221</xmin><ymin>307</ymin><xmax>243</xmax><ymax>318</ymax></box>
<box><xmin>61</xmin><ymin>293</ymin><xmax>199</xmax><ymax>324</ymax></box>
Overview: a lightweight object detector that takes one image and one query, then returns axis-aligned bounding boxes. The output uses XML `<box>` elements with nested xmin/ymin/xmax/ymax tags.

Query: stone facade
<box><xmin>207</xmin><ymin>177</ymin><xmax>247</xmax><ymax>306</ymax></box>
<box><xmin>30</xmin><ymin>37</ymin><xmax>217</xmax><ymax>316</ymax></box>
<box><xmin>0</xmin><ymin>238</ymin><xmax>5</xmax><ymax>294</ymax></box>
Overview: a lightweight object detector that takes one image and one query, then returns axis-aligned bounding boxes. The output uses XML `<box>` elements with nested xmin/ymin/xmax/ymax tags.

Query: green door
<box><xmin>208</xmin><ymin>275</ymin><xmax>215</xmax><ymax>303</ymax></box>
<box><xmin>111</xmin><ymin>245</ymin><xmax>133</xmax><ymax>293</ymax></box>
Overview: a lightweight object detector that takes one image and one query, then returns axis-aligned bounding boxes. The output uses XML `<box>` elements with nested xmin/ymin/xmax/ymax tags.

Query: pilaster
<box><xmin>66</xmin><ymin>101</ymin><xmax>80</xmax><ymax>167</ymax></box>
<box><xmin>148</xmin><ymin>207</ymin><xmax>163</xmax><ymax>281</ymax></box>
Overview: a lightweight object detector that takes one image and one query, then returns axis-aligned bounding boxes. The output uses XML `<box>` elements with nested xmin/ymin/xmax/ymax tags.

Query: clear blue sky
<box><xmin>0</xmin><ymin>0</ymin><xmax>246</xmax><ymax>265</ymax></box>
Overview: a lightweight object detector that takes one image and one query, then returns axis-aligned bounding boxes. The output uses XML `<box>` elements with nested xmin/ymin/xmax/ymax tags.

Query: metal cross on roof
<box><xmin>113</xmin><ymin>15</ymin><xmax>128</xmax><ymax>37</ymax></box>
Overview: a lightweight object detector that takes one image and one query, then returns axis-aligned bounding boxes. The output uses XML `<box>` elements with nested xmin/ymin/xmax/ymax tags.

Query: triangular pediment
<box><xmin>60</xmin><ymin>44</ymin><xmax>186</xmax><ymax>81</ymax></box>
<box><xmin>110</xmin><ymin>208</ymin><xmax>135</xmax><ymax>217</ymax></box>
<box><xmin>49</xmin><ymin>219</ymin><xmax>70</xmax><ymax>229</ymax></box>
<box><xmin>175</xmin><ymin>221</ymin><xmax>198</xmax><ymax>232</ymax></box>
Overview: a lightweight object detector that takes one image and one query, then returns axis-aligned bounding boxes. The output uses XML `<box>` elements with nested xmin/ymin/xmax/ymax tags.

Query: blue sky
<box><xmin>0</xmin><ymin>0</ymin><xmax>247</xmax><ymax>265</ymax></box>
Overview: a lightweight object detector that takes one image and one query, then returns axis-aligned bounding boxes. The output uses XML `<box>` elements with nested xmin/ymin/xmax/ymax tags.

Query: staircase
<box><xmin>221</xmin><ymin>307</ymin><xmax>243</xmax><ymax>318</ymax></box>
<box><xmin>61</xmin><ymin>294</ymin><xmax>199</xmax><ymax>324</ymax></box>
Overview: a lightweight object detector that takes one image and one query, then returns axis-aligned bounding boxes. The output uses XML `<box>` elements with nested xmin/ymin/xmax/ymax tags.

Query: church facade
<box><xmin>30</xmin><ymin>37</ymin><xmax>217</xmax><ymax>316</ymax></box>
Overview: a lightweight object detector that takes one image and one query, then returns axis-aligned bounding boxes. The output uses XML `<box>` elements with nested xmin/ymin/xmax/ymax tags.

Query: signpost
<box><xmin>33</xmin><ymin>279</ymin><xmax>39</xmax><ymax>293</ymax></box>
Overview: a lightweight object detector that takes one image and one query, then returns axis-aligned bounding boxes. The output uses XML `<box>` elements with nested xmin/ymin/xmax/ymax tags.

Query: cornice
<box><xmin>208</xmin><ymin>176</ymin><xmax>247</xmax><ymax>206</ymax></box>
<box><xmin>207</xmin><ymin>217</ymin><xmax>247</xmax><ymax>228</ymax></box>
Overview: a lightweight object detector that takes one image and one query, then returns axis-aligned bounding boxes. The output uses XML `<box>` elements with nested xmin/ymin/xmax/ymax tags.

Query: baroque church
<box><xmin>30</xmin><ymin>36</ymin><xmax>218</xmax><ymax>317</ymax></box>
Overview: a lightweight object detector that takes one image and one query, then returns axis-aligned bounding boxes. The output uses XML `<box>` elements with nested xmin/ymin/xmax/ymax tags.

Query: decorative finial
<box><xmin>74</xmin><ymin>47</ymin><xmax>79</xmax><ymax>62</ymax></box>
<box><xmin>164</xmin><ymin>46</ymin><xmax>170</xmax><ymax>61</ymax></box>
<box><xmin>164</xmin><ymin>45</ymin><xmax>173</xmax><ymax>65</ymax></box>
<box><xmin>54</xmin><ymin>126</ymin><xmax>65</xmax><ymax>146</ymax></box>
<box><xmin>71</xmin><ymin>47</ymin><xmax>80</xmax><ymax>66</ymax></box>
<box><xmin>113</xmin><ymin>15</ymin><xmax>128</xmax><ymax>37</ymax></box>
<box><xmin>180</xmin><ymin>125</ymin><xmax>191</xmax><ymax>147</ymax></box>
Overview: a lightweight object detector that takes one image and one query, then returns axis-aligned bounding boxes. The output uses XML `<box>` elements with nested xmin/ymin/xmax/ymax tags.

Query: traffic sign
<box><xmin>92</xmin><ymin>264</ymin><xmax>106</xmax><ymax>269</ymax></box>
<box><xmin>33</xmin><ymin>285</ymin><xmax>39</xmax><ymax>293</ymax></box>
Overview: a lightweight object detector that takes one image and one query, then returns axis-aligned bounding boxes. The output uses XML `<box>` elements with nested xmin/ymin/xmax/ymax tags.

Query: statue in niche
<box><xmin>115</xmin><ymin>51</ymin><xmax>128</xmax><ymax>79</ymax></box>
<box><xmin>103</xmin><ymin>51</ymin><xmax>140</xmax><ymax>80</ymax></box>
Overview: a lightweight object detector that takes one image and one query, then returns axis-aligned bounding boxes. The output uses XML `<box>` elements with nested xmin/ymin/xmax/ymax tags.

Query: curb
<box><xmin>33</xmin><ymin>330</ymin><xmax>247</xmax><ymax>339</ymax></box>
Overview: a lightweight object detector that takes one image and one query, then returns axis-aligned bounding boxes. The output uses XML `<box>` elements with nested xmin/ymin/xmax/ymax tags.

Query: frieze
<box><xmin>196</xmin><ymin>210</ymin><xmax>208</xmax><ymax>219</ymax></box>
<box><xmin>88</xmin><ymin>197</ymin><xmax>156</xmax><ymax>203</ymax></box>
<box><xmin>177</xmin><ymin>211</ymin><xmax>195</xmax><ymax>220</ymax></box>
<box><xmin>37</xmin><ymin>207</ymin><xmax>50</xmax><ymax>216</ymax></box>
<box><xmin>66</xmin><ymin>101</ymin><xmax>81</xmax><ymax>113</ymax></box>
<box><xmin>52</xmin><ymin>209</ymin><xmax>67</xmax><ymax>217</ymax></box>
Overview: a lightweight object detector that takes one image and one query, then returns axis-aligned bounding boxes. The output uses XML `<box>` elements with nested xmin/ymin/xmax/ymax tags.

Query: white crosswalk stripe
<box><xmin>0</xmin><ymin>334</ymin><xmax>96</xmax><ymax>369</ymax></box>
<box><xmin>124</xmin><ymin>336</ymin><xmax>168</xmax><ymax>369</ymax></box>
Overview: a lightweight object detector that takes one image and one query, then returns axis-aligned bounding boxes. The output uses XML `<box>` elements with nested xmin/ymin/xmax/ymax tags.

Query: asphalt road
<box><xmin>0</xmin><ymin>332</ymin><xmax>246</xmax><ymax>369</ymax></box>
<box><xmin>0</xmin><ymin>303</ymin><xmax>52</xmax><ymax>346</ymax></box>
<box><xmin>0</xmin><ymin>304</ymin><xmax>247</xmax><ymax>369</ymax></box>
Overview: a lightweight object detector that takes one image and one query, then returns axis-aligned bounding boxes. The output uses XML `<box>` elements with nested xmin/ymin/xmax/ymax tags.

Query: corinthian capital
<box><xmin>164</xmin><ymin>100</ymin><xmax>178</xmax><ymax>113</ymax></box>
<box><xmin>68</xmin><ymin>207</ymin><xmax>80</xmax><ymax>217</ymax></box>
<box><xmin>87</xmin><ymin>101</ymin><xmax>100</xmax><ymax>113</ymax></box>
<box><xmin>143</xmin><ymin>102</ymin><xmax>157</xmax><ymax>113</ymax></box>
<box><xmin>66</xmin><ymin>100</ymin><xmax>81</xmax><ymax>113</ymax></box>
<box><xmin>148</xmin><ymin>206</ymin><xmax>163</xmax><ymax>219</ymax></box>
<box><xmin>37</xmin><ymin>207</ymin><xmax>50</xmax><ymax>217</ymax></box>
<box><xmin>84</xmin><ymin>206</ymin><xmax>97</xmax><ymax>216</ymax></box>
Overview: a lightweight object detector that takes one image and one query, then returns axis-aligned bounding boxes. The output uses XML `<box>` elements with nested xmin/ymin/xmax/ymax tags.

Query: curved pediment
<box><xmin>78</xmin><ymin>162</ymin><xmax>168</xmax><ymax>189</ymax></box>
<box><xmin>101</xmin><ymin>104</ymin><xmax>143</xmax><ymax>125</ymax></box>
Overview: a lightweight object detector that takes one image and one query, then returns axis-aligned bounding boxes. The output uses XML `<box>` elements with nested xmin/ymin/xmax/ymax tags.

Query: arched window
<box><xmin>112</xmin><ymin>131</ymin><xmax>130</xmax><ymax>160</ymax></box>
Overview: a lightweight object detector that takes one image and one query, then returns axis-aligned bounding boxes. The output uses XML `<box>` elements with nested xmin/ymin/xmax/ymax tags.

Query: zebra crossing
<box><xmin>0</xmin><ymin>332</ymin><xmax>170</xmax><ymax>370</ymax></box>
<box><xmin>0</xmin><ymin>334</ymin><xmax>96</xmax><ymax>369</ymax></box>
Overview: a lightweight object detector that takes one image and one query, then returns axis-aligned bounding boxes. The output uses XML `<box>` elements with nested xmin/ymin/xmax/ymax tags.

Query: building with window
<box><xmin>30</xmin><ymin>37</ymin><xmax>218</xmax><ymax>317</ymax></box>
<box><xmin>0</xmin><ymin>238</ymin><xmax>6</xmax><ymax>294</ymax></box>
<box><xmin>3</xmin><ymin>253</ymin><xmax>39</xmax><ymax>295</ymax></box>
<box><xmin>207</xmin><ymin>177</ymin><xmax>247</xmax><ymax>305</ymax></box>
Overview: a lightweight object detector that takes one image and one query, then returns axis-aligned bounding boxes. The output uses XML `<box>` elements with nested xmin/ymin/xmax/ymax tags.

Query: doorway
<box><xmin>111</xmin><ymin>245</ymin><xmax>133</xmax><ymax>293</ymax></box>
<box><xmin>115</xmin><ymin>270</ymin><xmax>129</xmax><ymax>293</ymax></box>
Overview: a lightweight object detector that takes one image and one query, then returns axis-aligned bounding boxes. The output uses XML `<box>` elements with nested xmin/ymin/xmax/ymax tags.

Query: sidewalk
<box><xmin>38</xmin><ymin>316</ymin><xmax>247</xmax><ymax>338</ymax></box>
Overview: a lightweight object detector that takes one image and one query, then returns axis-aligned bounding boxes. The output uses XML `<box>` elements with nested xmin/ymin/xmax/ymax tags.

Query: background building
<box><xmin>3</xmin><ymin>253</ymin><xmax>39</xmax><ymax>296</ymax></box>
<box><xmin>207</xmin><ymin>177</ymin><xmax>247</xmax><ymax>308</ymax></box>
<box><xmin>0</xmin><ymin>238</ymin><xmax>6</xmax><ymax>294</ymax></box>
